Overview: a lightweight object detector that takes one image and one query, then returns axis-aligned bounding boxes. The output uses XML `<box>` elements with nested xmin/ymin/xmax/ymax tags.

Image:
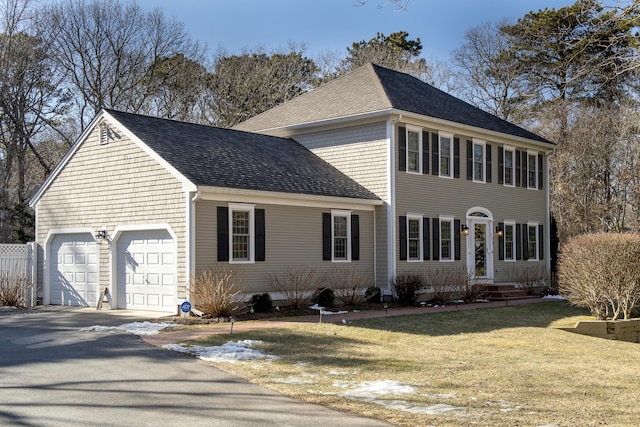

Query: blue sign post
<box><xmin>180</xmin><ymin>301</ymin><xmax>191</xmax><ymax>314</ymax></box>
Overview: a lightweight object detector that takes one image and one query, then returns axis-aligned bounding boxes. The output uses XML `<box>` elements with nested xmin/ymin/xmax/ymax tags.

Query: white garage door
<box><xmin>50</xmin><ymin>233</ymin><xmax>99</xmax><ymax>306</ymax></box>
<box><xmin>116</xmin><ymin>230</ymin><xmax>175</xmax><ymax>312</ymax></box>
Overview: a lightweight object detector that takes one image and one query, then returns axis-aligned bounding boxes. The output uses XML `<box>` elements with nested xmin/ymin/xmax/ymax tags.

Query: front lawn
<box><xmin>185</xmin><ymin>301</ymin><xmax>640</xmax><ymax>426</ymax></box>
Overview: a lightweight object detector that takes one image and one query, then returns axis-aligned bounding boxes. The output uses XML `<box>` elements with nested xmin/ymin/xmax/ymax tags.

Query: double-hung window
<box><xmin>473</xmin><ymin>138</ymin><xmax>486</xmax><ymax>182</ymax></box>
<box><xmin>503</xmin><ymin>145</ymin><xmax>515</xmax><ymax>187</ymax></box>
<box><xmin>439</xmin><ymin>217</ymin><xmax>454</xmax><ymax>261</ymax></box>
<box><xmin>229</xmin><ymin>203</ymin><xmax>255</xmax><ymax>263</ymax></box>
<box><xmin>527</xmin><ymin>150</ymin><xmax>538</xmax><ymax>189</ymax></box>
<box><xmin>407</xmin><ymin>215</ymin><xmax>422</xmax><ymax>261</ymax></box>
<box><xmin>406</xmin><ymin>126</ymin><xmax>422</xmax><ymax>174</ymax></box>
<box><xmin>504</xmin><ymin>222</ymin><xmax>515</xmax><ymax>261</ymax></box>
<box><xmin>332</xmin><ymin>210</ymin><xmax>351</xmax><ymax>261</ymax></box>
<box><xmin>439</xmin><ymin>132</ymin><xmax>454</xmax><ymax>178</ymax></box>
<box><xmin>527</xmin><ymin>222</ymin><xmax>539</xmax><ymax>260</ymax></box>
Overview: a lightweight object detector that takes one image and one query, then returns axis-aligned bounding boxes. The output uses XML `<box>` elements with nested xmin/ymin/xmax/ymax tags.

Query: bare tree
<box><xmin>208</xmin><ymin>45</ymin><xmax>317</xmax><ymax>127</ymax></box>
<box><xmin>452</xmin><ymin>20</ymin><xmax>528</xmax><ymax>122</ymax></box>
<box><xmin>0</xmin><ymin>0</ymin><xmax>69</xmax><ymax>242</ymax></box>
<box><xmin>39</xmin><ymin>0</ymin><xmax>202</xmax><ymax>130</ymax></box>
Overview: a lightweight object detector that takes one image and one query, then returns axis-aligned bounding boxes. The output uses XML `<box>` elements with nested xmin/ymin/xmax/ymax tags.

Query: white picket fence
<box><xmin>0</xmin><ymin>243</ymin><xmax>36</xmax><ymax>307</ymax></box>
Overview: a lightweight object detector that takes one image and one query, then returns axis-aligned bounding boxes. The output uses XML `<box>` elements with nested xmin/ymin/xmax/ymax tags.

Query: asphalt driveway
<box><xmin>0</xmin><ymin>307</ymin><xmax>393</xmax><ymax>427</ymax></box>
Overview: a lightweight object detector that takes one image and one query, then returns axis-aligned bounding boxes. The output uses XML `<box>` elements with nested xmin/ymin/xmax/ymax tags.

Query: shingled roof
<box><xmin>105</xmin><ymin>109</ymin><xmax>380</xmax><ymax>201</ymax></box>
<box><xmin>235</xmin><ymin>63</ymin><xmax>552</xmax><ymax>145</ymax></box>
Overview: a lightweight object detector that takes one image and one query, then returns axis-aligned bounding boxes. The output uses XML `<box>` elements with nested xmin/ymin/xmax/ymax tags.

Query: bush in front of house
<box><xmin>249</xmin><ymin>293</ymin><xmax>273</xmax><ymax>313</ymax></box>
<box><xmin>558</xmin><ymin>233</ymin><xmax>640</xmax><ymax>320</ymax></box>
<box><xmin>364</xmin><ymin>286</ymin><xmax>381</xmax><ymax>303</ymax></box>
<box><xmin>391</xmin><ymin>273</ymin><xmax>423</xmax><ymax>305</ymax></box>
<box><xmin>423</xmin><ymin>266</ymin><xmax>473</xmax><ymax>304</ymax></box>
<box><xmin>272</xmin><ymin>266</ymin><xmax>322</xmax><ymax>309</ymax></box>
<box><xmin>325</xmin><ymin>266</ymin><xmax>370</xmax><ymax>305</ymax></box>
<box><xmin>0</xmin><ymin>272</ymin><xmax>31</xmax><ymax>307</ymax></box>
<box><xmin>513</xmin><ymin>264</ymin><xmax>550</xmax><ymax>295</ymax></box>
<box><xmin>312</xmin><ymin>287</ymin><xmax>335</xmax><ymax>307</ymax></box>
<box><xmin>190</xmin><ymin>266</ymin><xmax>243</xmax><ymax>319</ymax></box>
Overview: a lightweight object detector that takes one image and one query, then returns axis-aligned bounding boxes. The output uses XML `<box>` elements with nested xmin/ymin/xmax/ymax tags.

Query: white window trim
<box><xmin>527</xmin><ymin>149</ymin><xmax>538</xmax><ymax>190</ymax></box>
<box><xmin>406</xmin><ymin>125</ymin><xmax>423</xmax><ymax>174</ymax></box>
<box><xmin>229</xmin><ymin>203</ymin><xmax>255</xmax><ymax>264</ymax></box>
<box><xmin>407</xmin><ymin>214</ymin><xmax>423</xmax><ymax>262</ymax></box>
<box><xmin>439</xmin><ymin>131</ymin><xmax>454</xmax><ymax>179</ymax></box>
<box><xmin>527</xmin><ymin>221</ymin><xmax>539</xmax><ymax>261</ymax></box>
<box><xmin>472</xmin><ymin>138</ymin><xmax>486</xmax><ymax>183</ymax></box>
<box><xmin>503</xmin><ymin>145</ymin><xmax>515</xmax><ymax>187</ymax></box>
<box><xmin>439</xmin><ymin>216</ymin><xmax>455</xmax><ymax>262</ymax></box>
<box><xmin>503</xmin><ymin>221</ymin><xmax>516</xmax><ymax>262</ymax></box>
<box><xmin>332</xmin><ymin>209</ymin><xmax>352</xmax><ymax>262</ymax></box>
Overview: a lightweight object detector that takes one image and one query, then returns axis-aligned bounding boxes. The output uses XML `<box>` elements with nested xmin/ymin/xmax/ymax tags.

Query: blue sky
<box><xmin>137</xmin><ymin>0</ymin><xmax>578</xmax><ymax>61</ymax></box>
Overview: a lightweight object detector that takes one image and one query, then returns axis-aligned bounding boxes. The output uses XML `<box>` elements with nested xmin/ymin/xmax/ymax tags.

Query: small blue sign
<box><xmin>180</xmin><ymin>301</ymin><xmax>191</xmax><ymax>313</ymax></box>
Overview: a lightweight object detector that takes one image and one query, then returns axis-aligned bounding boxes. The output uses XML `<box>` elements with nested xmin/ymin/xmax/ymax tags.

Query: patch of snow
<box><xmin>543</xmin><ymin>294</ymin><xmax>566</xmax><ymax>300</ymax></box>
<box><xmin>81</xmin><ymin>321</ymin><xmax>180</xmax><ymax>336</ymax></box>
<box><xmin>273</xmin><ymin>376</ymin><xmax>314</xmax><ymax>385</ymax></box>
<box><xmin>163</xmin><ymin>340</ymin><xmax>278</xmax><ymax>363</ymax></box>
<box><xmin>309</xmin><ymin>303</ymin><xmax>349</xmax><ymax>315</ymax></box>
<box><xmin>333</xmin><ymin>380</ymin><xmax>468</xmax><ymax>415</ymax></box>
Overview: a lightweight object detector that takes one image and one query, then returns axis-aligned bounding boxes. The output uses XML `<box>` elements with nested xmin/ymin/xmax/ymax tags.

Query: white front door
<box><xmin>466</xmin><ymin>209</ymin><xmax>494</xmax><ymax>282</ymax></box>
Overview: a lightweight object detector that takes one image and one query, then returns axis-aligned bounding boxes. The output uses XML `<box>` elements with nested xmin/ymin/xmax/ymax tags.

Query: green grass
<box><xmin>186</xmin><ymin>301</ymin><xmax>640</xmax><ymax>426</ymax></box>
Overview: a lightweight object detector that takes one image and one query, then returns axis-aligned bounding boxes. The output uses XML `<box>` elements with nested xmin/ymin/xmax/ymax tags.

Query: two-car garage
<box><xmin>46</xmin><ymin>228</ymin><xmax>176</xmax><ymax>312</ymax></box>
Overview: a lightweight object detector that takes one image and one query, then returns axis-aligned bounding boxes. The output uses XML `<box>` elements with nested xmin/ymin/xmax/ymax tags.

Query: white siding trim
<box><xmin>197</xmin><ymin>186</ymin><xmax>381</xmax><ymax>210</ymax></box>
<box><xmin>387</xmin><ymin>117</ymin><xmax>396</xmax><ymax>290</ymax></box>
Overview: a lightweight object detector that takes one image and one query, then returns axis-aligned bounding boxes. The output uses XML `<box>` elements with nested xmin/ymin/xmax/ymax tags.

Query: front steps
<box><xmin>483</xmin><ymin>284</ymin><xmax>539</xmax><ymax>301</ymax></box>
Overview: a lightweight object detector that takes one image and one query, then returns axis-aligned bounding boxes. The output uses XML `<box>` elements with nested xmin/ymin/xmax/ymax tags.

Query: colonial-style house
<box><xmin>30</xmin><ymin>63</ymin><xmax>554</xmax><ymax>312</ymax></box>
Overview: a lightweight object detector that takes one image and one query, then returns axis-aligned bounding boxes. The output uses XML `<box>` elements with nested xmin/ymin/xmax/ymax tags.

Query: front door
<box><xmin>466</xmin><ymin>209</ymin><xmax>494</xmax><ymax>282</ymax></box>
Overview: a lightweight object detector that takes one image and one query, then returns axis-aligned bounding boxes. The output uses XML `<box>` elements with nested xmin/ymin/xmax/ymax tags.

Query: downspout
<box><xmin>387</xmin><ymin>114</ymin><xmax>402</xmax><ymax>294</ymax></box>
<box><xmin>186</xmin><ymin>190</ymin><xmax>201</xmax><ymax>302</ymax></box>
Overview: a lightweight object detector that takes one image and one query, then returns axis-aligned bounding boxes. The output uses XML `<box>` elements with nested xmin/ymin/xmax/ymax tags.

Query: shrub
<box><xmin>249</xmin><ymin>293</ymin><xmax>273</xmax><ymax>313</ymax></box>
<box><xmin>558</xmin><ymin>233</ymin><xmax>640</xmax><ymax>320</ymax></box>
<box><xmin>272</xmin><ymin>266</ymin><xmax>322</xmax><ymax>309</ymax></box>
<box><xmin>312</xmin><ymin>287</ymin><xmax>335</xmax><ymax>307</ymax></box>
<box><xmin>0</xmin><ymin>273</ymin><xmax>31</xmax><ymax>307</ymax></box>
<box><xmin>391</xmin><ymin>273</ymin><xmax>423</xmax><ymax>305</ymax></box>
<box><xmin>424</xmin><ymin>267</ymin><xmax>470</xmax><ymax>304</ymax></box>
<box><xmin>513</xmin><ymin>264</ymin><xmax>549</xmax><ymax>295</ymax></box>
<box><xmin>190</xmin><ymin>266</ymin><xmax>243</xmax><ymax>319</ymax></box>
<box><xmin>364</xmin><ymin>286</ymin><xmax>381</xmax><ymax>303</ymax></box>
<box><xmin>325</xmin><ymin>266</ymin><xmax>370</xmax><ymax>305</ymax></box>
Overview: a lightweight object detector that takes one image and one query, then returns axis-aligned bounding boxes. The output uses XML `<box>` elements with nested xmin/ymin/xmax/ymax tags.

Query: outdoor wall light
<box><xmin>461</xmin><ymin>225</ymin><xmax>469</xmax><ymax>235</ymax></box>
<box><xmin>495</xmin><ymin>226</ymin><xmax>504</xmax><ymax>237</ymax></box>
<box><xmin>96</xmin><ymin>227</ymin><xmax>107</xmax><ymax>240</ymax></box>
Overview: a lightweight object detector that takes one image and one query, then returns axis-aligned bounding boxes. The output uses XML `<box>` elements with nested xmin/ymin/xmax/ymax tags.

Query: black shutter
<box><xmin>422</xmin><ymin>131</ymin><xmax>430</xmax><ymax>174</ymax></box>
<box><xmin>522</xmin><ymin>150</ymin><xmax>528</xmax><ymax>188</ymax></box>
<box><xmin>538</xmin><ymin>224</ymin><xmax>544</xmax><ymax>260</ymax></box>
<box><xmin>515</xmin><ymin>223</ymin><xmax>522</xmax><ymax>260</ymax></box>
<box><xmin>432</xmin><ymin>218</ymin><xmax>440</xmax><ymax>260</ymax></box>
<box><xmin>255</xmin><ymin>209</ymin><xmax>265</xmax><ymax>261</ymax></box>
<box><xmin>498</xmin><ymin>147</ymin><xmax>504</xmax><ymax>184</ymax></box>
<box><xmin>399</xmin><ymin>216</ymin><xmax>407</xmax><ymax>261</ymax></box>
<box><xmin>431</xmin><ymin>133</ymin><xmax>439</xmax><ymax>176</ymax></box>
<box><xmin>351</xmin><ymin>214</ymin><xmax>360</xmax><ymax>261</ymax></box>
<box><xmin>454</xmin><ymin>219</ymin><xmax>461</xmax><ymax>260</ymax></box>
<box><xmin>322</xmin><ymin>213</ymin><xmax>331</xmax><ymax>261</ymax></box>
<box><xmin>538</xmin><ymin>154</ymin><xmax>544</xmax><ymax>190</ymax></box>
<box><xmin>398</xmin><ymin>126</ymin><xmax>406</xmax><ymax>171</ymax></box>
<box><xmin>515</xmin><ymin>150</ymin><xmax>521</xmax><ymax>187</ymax></box>
<box><xmin>423</xmin><ymin>217</ymin><xmax>430</xmax><ymax>260</ymax></box>
<box><xmin>486</xmin><ymin>144</ymin><xmax>492</xmax><ymax>183</ymax></box>
<box><xmin>522</xmin><ymin>223</ymin><xmax>529</xmax><ymax>260</ymax></box>
<box><xmin>217</xmin><ymin>206</ymin><xmax>229</xmax><ymax>262</ymax></box>
<box><xmin>498</xmin><ymin>222</ymin><xmax>504</xmax><ymax>260</ymax></box>
<box><xmin>454</xmin><ymin>137</ymin><xmax>460</xmax><ymax>178</ymax></box>
<box><xmin>466</xmin><ymin>140</ymin><xmax>473</xmax><ymax>180</ymax></box>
